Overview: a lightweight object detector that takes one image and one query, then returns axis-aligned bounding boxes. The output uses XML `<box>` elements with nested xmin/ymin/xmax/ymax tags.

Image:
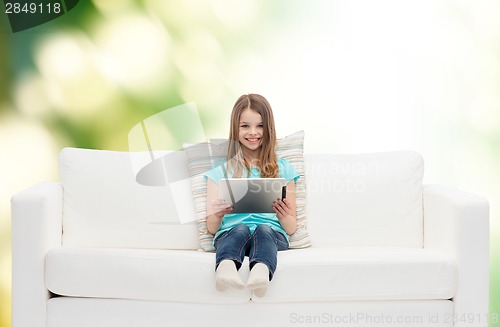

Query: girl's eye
<box><xmin>239</xmin><ymin>124</ymin><xmax>263</xmax><ymax>128</ymax></box>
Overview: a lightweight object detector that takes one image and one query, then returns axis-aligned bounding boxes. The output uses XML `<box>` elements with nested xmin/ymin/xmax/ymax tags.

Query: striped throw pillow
<box><xmin>275</xmin><ymin>130</ymin><xmax>310</xmax><ymax>249</ymax></box>
<box><xmin>183</xmin><ymin>130</ymin><xmax>310</xmax><ymax>251</ymax></box>
<box><xmin>183</xmin><ymin>140</ymin><xmax>227</xmax><ymax>251</ymax></box>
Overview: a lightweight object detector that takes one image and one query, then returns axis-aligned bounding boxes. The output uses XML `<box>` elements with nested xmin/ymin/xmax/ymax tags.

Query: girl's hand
<box><xmin>272</xmin><ymin>198</ymin><xmax>293</xmax><ymax>220</ymax></box>
<box><xmin>208</xmin><ymin>199</ymin><xmax>233</xmax><ymax>219</ymax></box>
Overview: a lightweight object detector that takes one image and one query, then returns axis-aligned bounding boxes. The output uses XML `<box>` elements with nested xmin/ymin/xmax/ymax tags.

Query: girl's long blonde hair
<box><xmin>227</xmin><ymin>94</ymin><xmax>278</xmax><ymax>178</ymax></box>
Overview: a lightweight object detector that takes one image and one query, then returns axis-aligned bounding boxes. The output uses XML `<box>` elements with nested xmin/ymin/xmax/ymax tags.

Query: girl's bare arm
<box><xmin>206</xmin><ymin>179</ymin><xmax>232</xmax><ymax>235</ymax></box>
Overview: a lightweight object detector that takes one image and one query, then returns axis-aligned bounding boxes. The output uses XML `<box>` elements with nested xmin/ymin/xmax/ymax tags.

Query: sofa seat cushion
<box><xmin>256</xmin><ymin>247</ymin><xmax>457</xmax><ymax>303</ymax></box>
<box><xmin>46</xmin><ymin>248</ymin><xmax>250</xmax><ymax>304</ymax></box>
<box><xmin>47</xmin><ymin>247</ymin><xmax>457</xmax><ymax>304</ymax></box>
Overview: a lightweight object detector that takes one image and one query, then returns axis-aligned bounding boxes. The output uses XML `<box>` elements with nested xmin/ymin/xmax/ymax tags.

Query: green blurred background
<box><xmin>1</xmin><ymin>1</ymin><xmax>499</xmax><ymax>326</ymax></box>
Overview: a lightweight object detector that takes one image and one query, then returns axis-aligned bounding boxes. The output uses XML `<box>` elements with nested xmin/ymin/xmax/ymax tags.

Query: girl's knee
<box><xmin>232</xmin><ymin>224</ymin><xmax>251</xmax><ymax>234</ymax></box>
<box><xmin>254</xmin><ymin>224</ymin><xmax>273</xmax><ymax>235</ymax></box>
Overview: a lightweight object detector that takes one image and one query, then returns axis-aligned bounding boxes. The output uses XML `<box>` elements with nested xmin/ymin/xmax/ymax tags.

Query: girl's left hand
<box><xmin>273</xmin><ymin>198</ymin><xmax>292</xmax><ymax>220</ymax></box>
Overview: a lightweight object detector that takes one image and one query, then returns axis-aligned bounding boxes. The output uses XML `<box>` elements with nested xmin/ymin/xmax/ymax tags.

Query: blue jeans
<box><xmin>214</xmin><ymin>224</ymin><xmax>289</xmax><ymax>281</ymax></box>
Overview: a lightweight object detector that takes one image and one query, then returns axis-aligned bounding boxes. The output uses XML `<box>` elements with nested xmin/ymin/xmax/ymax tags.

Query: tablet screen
<box><xmin>218</xmin><ymin>178</ymin><xmax>286</xmax><ymax>213</ymax></box>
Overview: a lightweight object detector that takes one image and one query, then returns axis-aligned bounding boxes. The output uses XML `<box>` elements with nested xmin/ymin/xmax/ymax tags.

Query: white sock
<box><xmin>215</xmin><ymin>260</ymin><xmax>245</xmax><ymax>292</ymax></box>
<box><xmin>247</xmin><ymin>263</ymin><xmax>269</xmax><ymax>297</ymax></box>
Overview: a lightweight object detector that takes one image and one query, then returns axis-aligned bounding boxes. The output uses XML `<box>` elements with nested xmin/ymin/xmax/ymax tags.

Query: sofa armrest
<box><xmin>423</xmin><ymin>184</ymin><xmax>489</xmax><ymax>327</ymax></box>
<box><xmin>11</xmin><ymin>182</ymin><xmax>63</xmax><ymax>327</ymax></box>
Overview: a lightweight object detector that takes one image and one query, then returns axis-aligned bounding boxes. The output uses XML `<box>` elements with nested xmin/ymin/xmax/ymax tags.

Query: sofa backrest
<box><xmin>59</xmin><ymin>148</ymin><xmax>199</xmax><ymax>249</ymax></box>
<box><xmin>305</xmin><ymin>151</ymin><xmax>424</xmax><ymax>247</ymax></box>
<box><xmin>59</xmin><ymin>148</ymin><xmax>424</xmax><ymax>249</ymax></box>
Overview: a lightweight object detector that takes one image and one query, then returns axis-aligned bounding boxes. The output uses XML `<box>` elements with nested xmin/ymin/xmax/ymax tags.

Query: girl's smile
<box><xmin>244</xmin><ymin>137</ymin><xmax>261</xmax><ymax>144</ymax></box>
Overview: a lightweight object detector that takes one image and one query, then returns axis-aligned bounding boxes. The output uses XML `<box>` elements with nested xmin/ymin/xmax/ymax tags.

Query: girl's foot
<box><xmin>247</xmin><ymin>263</ymin><xmax>269</xmax><ymax>297</ymax></box>
<box><xmin>215</xmin><ymin>260</ymin><xmax>245</xmax><ymax>291</ymax></box>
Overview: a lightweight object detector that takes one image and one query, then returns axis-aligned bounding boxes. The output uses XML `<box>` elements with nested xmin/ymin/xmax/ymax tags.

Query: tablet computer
<box><xmin>218</xmin><ymin>178</ymin><xmax>287</xmax><ymax>213</ymax></box>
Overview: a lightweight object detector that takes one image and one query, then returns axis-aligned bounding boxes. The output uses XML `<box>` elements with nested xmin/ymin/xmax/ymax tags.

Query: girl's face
<box><xmin>238</xmin><ymin>108</ymin><xmax>264</xmax><ymax>156</ymax></box>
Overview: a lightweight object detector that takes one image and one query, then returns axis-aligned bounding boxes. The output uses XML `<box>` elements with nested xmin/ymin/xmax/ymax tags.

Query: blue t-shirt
<box><xmin>204</xmin><ymin>158</ymin><xmax>300</xmax><ymax>242</ymax></box>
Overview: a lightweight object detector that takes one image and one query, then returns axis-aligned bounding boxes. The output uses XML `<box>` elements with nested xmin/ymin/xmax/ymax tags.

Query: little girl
<box><xmin>204</xmin><ymin>94</ymin><xmax>299</xmax><ymax>297</ymax></box>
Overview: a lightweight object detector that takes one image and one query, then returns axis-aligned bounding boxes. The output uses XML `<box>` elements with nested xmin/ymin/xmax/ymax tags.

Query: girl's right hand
<box><xmin>208</xmin><ymin>199</ymin><xmax>233</xmax><ymax>219</ymax></box>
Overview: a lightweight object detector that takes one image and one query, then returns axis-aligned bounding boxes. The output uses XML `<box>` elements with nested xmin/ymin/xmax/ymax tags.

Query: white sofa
<box><xmin>11</xmin><ymin>148</ymin><xmax>489</xmax><ymax>327</ymax></box>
